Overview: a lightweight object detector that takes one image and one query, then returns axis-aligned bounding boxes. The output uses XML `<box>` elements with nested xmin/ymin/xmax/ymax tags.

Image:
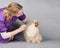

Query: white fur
<box><xmin>24</xmin><ymin>20</ymin><xmax>42</xmax><ymax>43</ymax></box>
<box><xmin>26</xmin><ymin>23</ymin><xmax>38</xmax><ymax>37</ymax></box>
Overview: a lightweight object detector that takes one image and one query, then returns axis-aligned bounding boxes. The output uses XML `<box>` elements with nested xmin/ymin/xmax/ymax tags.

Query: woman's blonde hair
<box><xmin>3</xmin><ymin>2</ymin><xmax>23</xmax><ymax>22</ymax></box>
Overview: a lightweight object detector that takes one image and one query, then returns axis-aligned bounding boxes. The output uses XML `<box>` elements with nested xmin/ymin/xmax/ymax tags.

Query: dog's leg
<box><xmin>37</xmin><ymin>32</ymin><xmax>42</xmax><ymax>43</ymax></box>
<box><xmin>32</xmin><ymin>38</ymin><xmax>36</xmax><ymax>43</ymax></box>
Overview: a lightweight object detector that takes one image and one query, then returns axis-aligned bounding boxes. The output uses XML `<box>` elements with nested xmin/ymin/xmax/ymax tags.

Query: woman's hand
<box><xmin>22</xmin><ymin>18</ymin><xmax>30</xmax><ymax>24</ymax></box>
<box><xmin>18</xmin><ymin>24</ymin><xmax>27</xmax><ymax>31</ymax></box>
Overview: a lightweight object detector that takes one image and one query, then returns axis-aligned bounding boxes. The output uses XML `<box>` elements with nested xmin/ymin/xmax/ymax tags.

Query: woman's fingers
<box><xmin>19</xmin><ymin>24</ymin><xmax>27</xmax><ymax>31</ymax></box>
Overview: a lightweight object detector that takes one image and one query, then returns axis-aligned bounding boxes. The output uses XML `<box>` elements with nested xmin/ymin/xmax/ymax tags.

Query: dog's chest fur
<box><xmin>25</xmin><ymin>23</ymin><xmax>39</xmax><ymax>37</ymax></box>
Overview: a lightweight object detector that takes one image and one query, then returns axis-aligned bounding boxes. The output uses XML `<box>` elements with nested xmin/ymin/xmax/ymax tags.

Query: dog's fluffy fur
<box><xmin>24</xmin><ymin>20</ymin><xmax>42</xmax><ymax>43</ymax></box>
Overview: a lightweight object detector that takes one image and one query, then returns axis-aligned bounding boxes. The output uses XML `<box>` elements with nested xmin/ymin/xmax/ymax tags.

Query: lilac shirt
<box><xmin>0</xmin><ymin>7</ymin><xmax>26</xmax><ymax>43</ymax></box>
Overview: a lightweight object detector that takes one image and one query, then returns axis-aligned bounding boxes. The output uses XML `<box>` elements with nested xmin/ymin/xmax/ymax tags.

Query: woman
<box><xmin>0</xmin><ymin>2</ymin><xmax>30</xmax><ymax>43</ymax></box>
<box><xmin>0</xmin><ymin>2</ymin><xmax>39</xmax><ymax>43</ymax></box>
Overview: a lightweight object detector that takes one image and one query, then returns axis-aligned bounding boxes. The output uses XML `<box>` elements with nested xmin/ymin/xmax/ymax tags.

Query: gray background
<box><xmin>0</xmin><ymin>0</ymin><xmax>60</xmax><ymax>48</ymax></box>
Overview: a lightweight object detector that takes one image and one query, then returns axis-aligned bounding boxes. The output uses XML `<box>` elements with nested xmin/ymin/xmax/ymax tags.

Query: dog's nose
<box><xmin>35</xmin><ymin>22</ymin><xmax>38</xmax><ymax>27</ymax></box>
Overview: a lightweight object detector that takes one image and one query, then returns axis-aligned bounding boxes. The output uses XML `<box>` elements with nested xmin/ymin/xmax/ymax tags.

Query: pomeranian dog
<box><xmin>24</xmin><ymin>19</ymin><xmax>42</xmax><ymax>43</ymax></box>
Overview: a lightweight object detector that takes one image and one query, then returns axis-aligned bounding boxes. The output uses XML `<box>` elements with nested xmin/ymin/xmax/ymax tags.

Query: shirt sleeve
<box><xmin>0</xmin><ymin>21</ymin><xmax>7</xmax><ymax>32</ymax></box>
<box><xmin>18</xmin><ymin>13</ymin><xmax>26</xmax><ymax>21</ymax></box>
<box><xmin>0</xmin><ymin>21</ymin><xmax>10</xmax><ymax>43</ymax></box>
<box><xmin>0</xmin><ymin>7</ymin><xmax>6</xmax><ymax>11</ymax></box>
